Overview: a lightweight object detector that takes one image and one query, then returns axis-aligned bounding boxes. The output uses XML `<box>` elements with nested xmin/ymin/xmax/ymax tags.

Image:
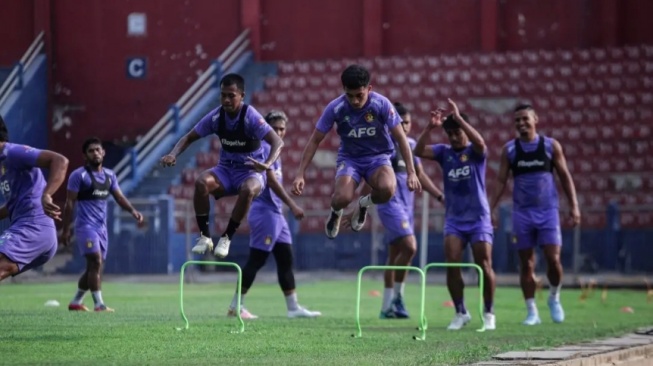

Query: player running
<box><xmin>489</xmin><ymin>104</ymin><xmax>580</xmax><ymax>325</ymax></box>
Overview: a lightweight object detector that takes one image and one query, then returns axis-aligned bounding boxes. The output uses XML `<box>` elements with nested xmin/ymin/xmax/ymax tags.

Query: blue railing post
<box><xmin>170</xmin><ymin>104</ymin><xmax>181</xmax><ymax>134</ymax></box>
<box><xmin>15</xmin><ymin>62</ymin><xmax>24</xmax><ymax>90</ymax></box>
<box><xmin>212</xmin><ymin>60</ymin><xmax>223</xmax><ymax>87</ymax></box>
<box><xmin>130</xmin><ymin>147</ymin><xmax>139</xmax><ymax>181</ymax></box>
<box><xmin>605</xmin><ymin>202</ymin><xmax>621</xmax><ymax>271</ymax></box>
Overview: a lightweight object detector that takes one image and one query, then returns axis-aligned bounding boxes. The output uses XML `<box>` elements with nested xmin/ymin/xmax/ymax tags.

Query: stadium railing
<box><xmin>0</xmin><ymin>31</ymin><xmax>45</xmax><ymax>108</ymax></box>
<box><xmin>113</xmin><ymin>29</ymin><xmax>252</xmax><ymax>193</ymax></box>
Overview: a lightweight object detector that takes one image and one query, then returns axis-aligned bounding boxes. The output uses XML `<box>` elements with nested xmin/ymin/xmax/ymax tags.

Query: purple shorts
<box><xmin>444</xmin><ymin>220</ymin><xmax>493</xmax><ymax>246</ymax></box>
<box><xmin>512</xmin><ymin>208</ymin><xmax>562</xmax><ymax>250</ymax></box>
<box><xmin>210</xmin><ymin>165</ymin><xmax>266</xmax><ymax>196</ymax></box>
<box><xmin>0</xmin><ymin>219</ymin><xmax>57</xmax><ymax>274</ymax></box>
<box><xmin>378</xmin><ymin>195</ymin><xmax>414</xmax><ymax>244</ymax></box>
<box><xmin>247</xmin><ymin>206</ymin><xmax>292</xmax><ymax>252</ymax></box>
<box><xmin>335</xmin><ymin>155</ymin><xmax>391</xmax><ymax>185</ymax></box>
<box><xmin>75</xmin><ymin>226</ymin><xmax>109</xmax><ymax>260</ymax></box>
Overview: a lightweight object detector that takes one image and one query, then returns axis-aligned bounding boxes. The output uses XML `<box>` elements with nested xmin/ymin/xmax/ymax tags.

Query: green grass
<box><xmin>0</xmin><ymin>279</ymin><xmax>651</xmax><ymax>365</ymax></box>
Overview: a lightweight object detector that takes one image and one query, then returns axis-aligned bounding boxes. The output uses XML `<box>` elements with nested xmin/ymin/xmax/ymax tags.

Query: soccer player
<box><xmin>0</xmin><ymin>115</ymin><xmax>69</xmax><ymax>281</ymax></box>
<box><xmin>291</xmin><ymin>65</ymin><xmax>421</xmax><ymax>239</ymax></box>
<box><xmin>489</xmin><ymin>104</ymin><xmax>580</xmax><ymax>325</ymax></box>
<box><xmin>348</xmin><ymin>102</ymin><xmax>444</xmax><ymax>319</ymax></box>
<box><xmin>227</xmin><ymin>110</ymin><xmax>321</xmax><ymax>319</ymax></box>
<box><xmin>63</xmin><ymin>137</ymin><xmax>144</xmax><ymax>312</ymax></box>
<box><xmin>413</xmin><ymin>99</ymin><xmax>496</xmax><ymax>330</ymax></box>
<box><xmin>160</xmin><ymin>73</ymin><xmax>283</xmax><ymax>258</ymax></box>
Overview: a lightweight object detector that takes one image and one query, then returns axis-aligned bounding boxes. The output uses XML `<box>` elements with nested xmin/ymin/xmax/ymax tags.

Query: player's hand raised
<box><xmin>160</xmin><ymin>154</ymin><xmax>176</xmax><ymax>167</ymax></box>
<box><xmin>428</xmin><ymin>107</ymin><xmax>445</xmax><ymax>129</ymax></box>
<box><xmin>447</xmin><ymin>98</ymin><xmax>462</xmax><ymax>120</ymax></box>
<box><xmin>42</xmin><ymin>194</ymin><xmax>61</xmax><ymax>221</ymax></box>
<box><xmin>407</xmin><ymin>172</ymin><xmax>422</xmax><ymax>192</ymax></box>
<box><xmin>245</xmin><ymin>157</ymin><xmax>270</xmax><ymax>172</ymax></box>
<box><xmin>291</xmin><ymin>176</ymin><xmax>305</xmax><ymax>196</ymax></box>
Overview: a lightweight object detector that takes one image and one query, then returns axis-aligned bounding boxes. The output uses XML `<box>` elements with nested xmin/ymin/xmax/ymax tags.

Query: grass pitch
<box><xmin>1</xmin><ymin>278</ymin><xmax>651</xmax><ymax>365</ymax></box>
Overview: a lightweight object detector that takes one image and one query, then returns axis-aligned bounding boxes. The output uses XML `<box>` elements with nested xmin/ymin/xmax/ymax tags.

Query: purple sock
<box><xmin>453</xmin><ymin>298</ymin><xmax>467</xmax><ymax>314</ymax></box>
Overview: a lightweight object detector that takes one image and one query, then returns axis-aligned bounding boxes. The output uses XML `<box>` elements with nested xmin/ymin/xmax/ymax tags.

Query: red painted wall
<box><xmin>620</xmin><ymin>0</ymin><xmax>653</xmax><ymax>45</ymax></box>
<box><xmin>48</xmin><ymin>0</ymin><xmax>240</xmax><ymax>168</ymax></box>
<box><xmin>382</xmin><ymin>0</ymin><xmax>481</xmax><ymax>55</ymax></box>
<box><xmin>259</xmin><ymin>0</ymin><xmax>363</xmax><ymax>60</ymax></box>
<box><xmin>0</xmin><ymin>0</ymin><xmax>35</xmax><ymax>65</ymax></box>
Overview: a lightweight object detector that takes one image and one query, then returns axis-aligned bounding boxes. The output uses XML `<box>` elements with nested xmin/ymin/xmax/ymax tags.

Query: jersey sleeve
<box><xmin>469</xmin><ymin>144</ymin><xmax>487</xmax><ymax>162</ymax></box>
<box><xmin>193</xmin><ymin>107</ymin><xmax>220</xmax><ymax>138</ymax></box>
<box><xmin>315</xmin><ymin>102</ymin><xmax>336</xmax><ymax>134</ymax></box>
<box><xmin>6</xmin><ymin>145</ymin><xmax>42</xmax><ymax>170</ymax></box>
<box><xmin>431</xmin><ymin>144</ymin><xmax>446</xmax><ymax>164</ymax></box>
<box><xmin>109</xmin><ymin>170</ymin><xmax>120</xmax><ymax>193</ymax></box>
<box><xmin>67</xmin><ymin>170</ymin><xmax>82</xmax><ymax>193</ymax></box>
<box><xmin>245</xmin><ymin>107</ymin><xmax>273</xmax><ymax>140</ymax></box>
<box><xmin>381</xmin><ymin>97</ymin><xmax>401</xmax><ymax>129</ymax></box>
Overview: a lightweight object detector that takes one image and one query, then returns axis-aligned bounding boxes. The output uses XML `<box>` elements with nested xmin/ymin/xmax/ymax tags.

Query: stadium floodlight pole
<box><xmin>177</xmin><ymin>261</ymin><xmax>244</xmax><ymax>333</ymax></box>
<box><xmin>353</xmin><ymin>265</ymin><xmax>427</xmax><ymax>340</ymax></box>
<box><xmin>423</xmin><ymin>262</ymin><xmax>486</xmax><ymax>332</ymax></box>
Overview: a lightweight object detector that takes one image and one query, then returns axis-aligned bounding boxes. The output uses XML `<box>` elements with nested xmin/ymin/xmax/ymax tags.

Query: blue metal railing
<box><xmin>0</xmin><ymin>31</ymin><xmax>45</xmax><ymax>108</ymax></box>
<box><xmin>113</xmin><ymin>29</ymin><xmax>252</xmax><ymax>186</ymax></box>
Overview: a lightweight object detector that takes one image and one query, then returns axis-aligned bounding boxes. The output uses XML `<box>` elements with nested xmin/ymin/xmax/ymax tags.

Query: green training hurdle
<box><xmin>353</xmin><ymin>265</ymin><xmax>427</xmax><ymax>340</ymax></box>
<box><xmin>177</xmin><ymin>260</ymin><xmax>244</xmax><ymax>333</ymax></box>
<box><xmin>423</xmin><ymin>262</ymin><xmax>486</xmax><ymax>332</ymax></box>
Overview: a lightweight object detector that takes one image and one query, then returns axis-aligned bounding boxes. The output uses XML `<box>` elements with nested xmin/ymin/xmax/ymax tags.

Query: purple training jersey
<box><xmin>0</xmin><ymin>143</ymin><xmax>53</xmax><ymax>226</ymax></box>
<box><xmin>67</xmin><ymin>167</ymin><xmax>119</xmax><ymax>228</ymax></box>
<box><xmin>506</xmin><ymin>135</ymin><xmax>559</xmax><ymax>211</ymax></box>
<box><xmin>194</xmin><ymin>105</ymin><xmax>272</xmax><ymax>167</ymax></box>
<box><xmin>316</xmin><ymin>92</ymin><xmax>400</xmax><ymax>161</ymax></box>
<box><xmin>431</xmin><ymin>143</ymin><xmax>491</xmax><ymax>227</ymax></box>
<box><xmin>250</xmin><ymin>141</ymin><xmax>283</xmax><ymax>214</ymax></box>
<box><xmin>392</xmin><ymin>137</ymin><xmax>420</xmax><ymax>210</ymax></box>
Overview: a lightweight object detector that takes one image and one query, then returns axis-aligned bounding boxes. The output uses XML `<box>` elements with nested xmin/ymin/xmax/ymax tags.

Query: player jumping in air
<box><xmin>63</xmin><ymin>137</ymin><xmax>144</xmax><ymax>312</ymax></box>
<box><xmin>489</xmin><ymin>104</ymin><xmax>580</xmax><ymax>325</ymax></box>
<box><xmin>292</xmin><ymin>65</ymin><xmax>421</xmax><ymax>238</ymax></box>
<box><xmin>160</xmin><ymin>73</ymin><xmax>284</xmax><ymax>259</ymax></box>
<box><xmin>0</xmin><ymin>115</ymin><xmax>69</xmax><ymax>281</ymax></box>
<box><xmin>414</xmin><ymin>99</ymin><xmax>496</xmax><ymax>330</ymax></box>
<box><xmin>227</xmin><ymin>110</ymin><xmax>321</xmax><ymax>319</ymax></box>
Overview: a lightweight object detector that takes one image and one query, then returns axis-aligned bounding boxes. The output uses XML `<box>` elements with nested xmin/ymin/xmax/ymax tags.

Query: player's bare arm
<box><xmin>447</xmin><ymin>99</ymin><xmax>486</xmax><ymax>155</ymax></box>
<box><xmin>489</xmin><ymin>146</ymin><xmax>511</xmax><ymax>226</ymax></box>
<box><xmin>248</xmin><ymin>130</ymin><xmax>284</xmax><ymax>172</ymax></box>
<box><xmin>265</xmin><ymin>169</ymin><xmax>304</xmax><ymax>220</ymax></box>
<box><xmin>291</xmin><ymin>129</ymin><xmax>327</xmax><ymax>196</ymax></box>
<box><xmin>390</xmin><ymin>124</ymin><xmax>421</xmax><ymax>192</ymax></box>
<box><xmin>552</xmin><ymin>139</ymin><xmax>581</xmax><ymax>226</ymax></box>
<box><xmin>413</xmin><ymin>109</ymin><xmax>441</xmax><ymax>160</ymax></box>
<box><xmin>0</xmin><ymin>205</ymin><xmax>8</xmax><ymax>220</ymax></box>
<box><xmin>35</xmin><ymin>150</ymin><xmax>69</xmax><ymax>221</ymax></box>
<box><xmin>111</xmin><ymin>189</ymin><xmax>144</xmax><ymax>224</ymax></box>
<box><xmin>61</xmin><ymin>190</ymin><xmax>78</xmax><ymax>246</ymax></box>
<box><xmin>416</xmin><ymin>162</ymin><xmax>444</xmax><ymax>202</ymax></box>
<box><xmin>160</xmin><ymin>129</ymin><xmax>201</xmax><ymax>167</ymax></box>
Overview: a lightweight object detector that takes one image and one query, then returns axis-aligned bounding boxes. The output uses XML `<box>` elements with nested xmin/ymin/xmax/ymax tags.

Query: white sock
<box><xmin>359</xmin><ymin>194</ymin><xmax>373</xmax><ymax>208</ymax></box>
<box><xmin>71</xmin><ymin>289</ymin><xmax>86</xmax><ymax>305</ymax></box>
<box><xmin>549</xmin><ymin>284</ymin><xmax>562</xmax><ymax>301</ymax></box>
<box><xmin>382</xmin><ymin>288</ymin><xmax>394</xmax><ymax>311</ymax></box>
<box><xmin>230</xmin><ymin>292</ymin><xmax>245</xmax><ymax>309</ymax></box>
<box><xmin>525</xmin><ymin>298</ymin><xmax>538</xmax><ymax>314</ymax></box>
<box><xmin>393</xmin><ymin>282</ymin><xmax>405</xmax><ymax>298</ymax></box>
<box><xmin>285</xmin><ymin>292</ymin><xmax>299</xmax><ymax>311</ymax></box>
<box><xmin>91</xmin><ymin>291</ymin><xmax>104</xmax><ymax>306</ymax></box>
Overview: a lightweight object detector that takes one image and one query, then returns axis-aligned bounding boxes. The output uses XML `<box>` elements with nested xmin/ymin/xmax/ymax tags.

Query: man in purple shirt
<box><xmin>489</xmin><ymin>104</ymin><xmax>580</xmax><ymax>325</ymax></box>
<box><xmin>160</xmin><ymin>73</ymin><xmax>283</xmax><ymax>259</ymax></box>
<box><xmin>0</xmin><ymin>115</ymin><xmax>69</xmax><ymax>281</ymax></box>
<box><xmin>227</xmin><ymin>111</ymin><xmax>320</xmax><ymax>319</ymax></box>
<box><xmin>63</xmin><ymin>137</ymin><xmax>144</xmax><ymax>312</ymax></box>
<box><xmin>291</xmin><ymin>65</ymin><xmax>421</xmax><ymax>239</ymax></box>
<box><xmin>414</xmin><ymin>99</ymin><xmax>496</xmax><ymax>331</ymax></box>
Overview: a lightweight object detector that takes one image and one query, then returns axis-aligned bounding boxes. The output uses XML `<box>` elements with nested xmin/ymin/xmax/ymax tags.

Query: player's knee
<box><xmin>331</xmin><ymin>190</ymin><xmax>354</xmax><ymax>208</ymax></box>
<box><xmin>400</xmin><ymin>237</ymin><xmax>417</xmax><ymax>258</ymax></box>
<box><xmin>239</xmin><ymin>185</ymin><xmax>259</xmax><ymax>201</ymax></box>
<box><xmin>476</xmin><ymin>257</ymin><xmax>494</xmax><ymax>276</ymax></box>
<box><xmin>195</xmin><ymin>177</ymin><xmax>210</xmax><ymax>195</ymax></box>
<box><xmin>374</xmin><ymin>181</ymin><xmax>395</xmax><ymax>203</ymax></box>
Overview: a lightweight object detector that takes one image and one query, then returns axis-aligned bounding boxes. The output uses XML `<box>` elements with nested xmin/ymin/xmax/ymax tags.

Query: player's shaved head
<box><xmin>220</xmin><ymin>73</ymin><xmax>245</xmax><ymax>93</ymax></box>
